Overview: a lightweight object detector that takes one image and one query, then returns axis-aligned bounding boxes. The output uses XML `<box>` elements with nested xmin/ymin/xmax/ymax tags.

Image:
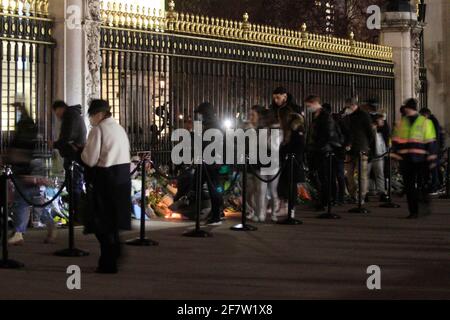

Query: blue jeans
<box><xmin>13</xmin><ymin>180</ymin><xmax>52</xmax><ymax>233</ymax></box>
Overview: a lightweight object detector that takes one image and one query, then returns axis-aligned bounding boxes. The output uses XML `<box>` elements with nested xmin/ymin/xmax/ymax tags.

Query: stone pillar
<box><xmin>380</xmin><ymin>0</ymin><xmax>422</xmax><ymax>110</ymax></box>
<box><xmin>49</xmin><ymin>0</ymin><xmax>101</xmax><ymax>110</ymax></box>
<box><xmin>423</xmin><ymin>0</ymin><xmax>450</xmax><ymax>130</ymax></box>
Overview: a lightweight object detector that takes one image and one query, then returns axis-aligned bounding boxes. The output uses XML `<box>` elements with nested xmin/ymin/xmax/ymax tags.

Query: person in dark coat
<box><xmin>270</xmin><ymin>87</ymin><xmax>303</xmax><ymax>120</ymax></box>
<box><xmin>52</xmin><ymin>101</ymin><xmax>87</xmax><ymax>216</ymax></box>
<box><xmin>343</xmin><ymin>98</ymin><xmax>375</xmax><ymax>203</ymax></box>
<box><xmin>305</xmin><ymin>95</ymin><xmax>340</xmax><ymax>210</ymax></box>
<box><xmin>420</xmin><ymin>107</ymin><xmax>445</xmax><ymax>193</ymax></box>
<box><xmin>194</xmin><ymin>102</ymin><xmax>224</xmax><ymax>226</ymax></box>
<box><xmin>81</xmin><ymin>100</ymin><xmax>131</xmax><ymax>274</ymax></box>
<box><xmin>331</xmin><ymin>110</ymin><xmax>350</xmax><ymax>205</ymax></box>
<box><xmin>277</xmin><ymin>106</ymin><xmax>306</xmax><ymax>204</ymax></box>
<box><xmin>5</xmin><ymin>102</ymin><xmax>55</xmax><ymax>245</ymax></box>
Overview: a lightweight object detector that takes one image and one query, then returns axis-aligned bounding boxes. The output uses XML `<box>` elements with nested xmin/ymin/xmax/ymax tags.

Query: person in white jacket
<box><xmin>81</xmin><ymin>99</ymin><xmax>131</xmax><ymax>274</ymax></box>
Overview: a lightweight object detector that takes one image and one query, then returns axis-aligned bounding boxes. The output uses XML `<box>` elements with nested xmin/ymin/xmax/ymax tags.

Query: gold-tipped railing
<box><xmin>0</xmin><ymin>0</ymin><xmax>49</xmax><ymax>17</ymax></box>
<box><xmin>100</xmin><ymin>0</ymin><xmax>393</xmax><ymax>62</ymax></box>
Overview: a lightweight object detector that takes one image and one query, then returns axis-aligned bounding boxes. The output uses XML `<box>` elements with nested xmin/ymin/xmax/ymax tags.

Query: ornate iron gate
<box><xmin>100</xmin><ymin>1</ymin><xmax>395</xmax><ymax>164</ymax></box>
<box><xmin>0</xmin><ymin>1</ymin><xmax>54</xmax><ymax>155</ymax></box>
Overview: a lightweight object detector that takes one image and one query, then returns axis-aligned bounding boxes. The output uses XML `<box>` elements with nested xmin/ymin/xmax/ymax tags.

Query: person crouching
<box><xmin>81</xmin><ymin>100</ymin><xmax>132</xmax><ymax>274</ymax></box>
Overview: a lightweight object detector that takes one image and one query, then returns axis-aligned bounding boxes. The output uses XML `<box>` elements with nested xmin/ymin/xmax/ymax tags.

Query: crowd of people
<box><xmin>1</xmin><ymin>87</ymin><xmax>446</xmax><ymax>274</ymax></box>
<box><xmin>190</xmin><ymin>87</ymin><xmax>445</xmax><ymax>225</ymax></box>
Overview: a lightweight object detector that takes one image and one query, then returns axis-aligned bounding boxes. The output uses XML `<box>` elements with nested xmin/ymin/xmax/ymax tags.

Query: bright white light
<box><xmin>178</xmin><ymin>114</ymin><xmax>184</xmax><ymax>120</ymax></box>
<box><xmin>223</xmin><ymin>119</ymin><xmax>233</xmax><ymax>129</ymax></box>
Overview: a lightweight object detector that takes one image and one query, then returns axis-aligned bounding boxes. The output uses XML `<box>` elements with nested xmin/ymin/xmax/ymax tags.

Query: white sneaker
<box><xmin>258</xmin><ymin>215</ymin><xmax>266</xmax><ymax>223</ymax></box>
<box><xmin>249</xmin><ymin>215</ymin><xmax>260</xmax><ymax>223</ymax></box>
<box><xmin>8</xmin><ymin>232</ymin><xmax>24</xmax><ymax>246</ymax></box>
<box><xmin>271</xmin><ymin>215</ymin><xmax>278</xmax><ymax>223</ymax></box>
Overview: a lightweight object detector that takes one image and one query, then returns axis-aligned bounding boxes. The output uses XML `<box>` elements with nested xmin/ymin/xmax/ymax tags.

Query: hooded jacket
<box><xmin>54</xmin><ymin>105</ymin><xmax>87</xmax><ymax>160</ymax></box>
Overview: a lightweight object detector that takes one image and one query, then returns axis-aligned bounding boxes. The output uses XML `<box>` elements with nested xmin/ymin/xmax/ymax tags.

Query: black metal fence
<box><xmin>0</xmin><ymin>10</ymin><xmax>54</xmax><ymax>156</ymax></box>
<box><xmin>100</xmin><ymin>23</ymin><xmax>395</xmax><ymax>164</ymax></box>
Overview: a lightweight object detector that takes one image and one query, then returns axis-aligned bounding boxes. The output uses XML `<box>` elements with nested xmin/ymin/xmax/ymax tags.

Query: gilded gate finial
<box><xmin>97</xmin><ymin>0</ymin><xmax>393</xmax><ymax>61</ymax></box>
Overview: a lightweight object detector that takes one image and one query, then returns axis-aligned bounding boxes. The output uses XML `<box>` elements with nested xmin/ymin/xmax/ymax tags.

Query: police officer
<box><xmin>391</xmin><ymin>99</ymin><xmax>437</xmax><ymax>219</ymax></box>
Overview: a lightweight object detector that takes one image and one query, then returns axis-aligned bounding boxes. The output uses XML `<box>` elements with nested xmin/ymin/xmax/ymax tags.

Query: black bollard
<box><xmin>439</xmin><ymin>148</ymin><xmax>450</xmax><ymax>199</ymax></box>
<box><xmin>348</xmin><ymin>152</ymin><xmax>370</xmax><ymax>214</ymax></box>
<box><xmin>184</xmin><ymin>163</ymin><xmax>212</xmax><ymax>237</ymax></box>
<box><xmin>318</xmin><ymin>152</ymin><xmax>341</xmax><ymax>219</ymax></box>
<box><xmin>127</xmin><ymin>158</ymin><xmax>159</xmax><ymax>246</ymax></box>
<box><xmin>231</xmin><ymin>156</ymin><xmax>257</xmax><ymax>231</ymax></box>
<box><xmin>55</xmin><ymin>162</ymin><xmax>89</xmax><ymax>257</ymax></box>
<box><xmin>381</xmin><ymin>149</ymin><xmax>401</xmax><ymax>208</ymax></box>
<box><xmin>278</xmin><ymin>154</ymin><xmax>303</xmax><ymax>225</ymax></box>
<box><xmin>0</xmin><ymin>167</ymin><xmax>24</xmax><ymax>269</ymax></box>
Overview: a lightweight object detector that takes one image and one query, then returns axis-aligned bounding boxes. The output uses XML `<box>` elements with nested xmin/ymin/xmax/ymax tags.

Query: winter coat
<box><xmin>278</xmin><ymin>113</ymin><xmax>306</xmax><ymax>200</ymax></box>
<box><xmin>428</xmin><ymin>115</ymin><xmax>445</xmax><ymax>151</ymax></box>
<box><xmin>7</xmin><ymin>114</ymin><xmax>38</xmax><ymax>176</ymax></box>
<box><xmin>306</xmin><ymin>109</ymin><xmax>340</xmax><ymax>163</ymax></box>
<box><xmin>270</xmin><ymin>94</ymin><xmax>303</xmax><ymax>120</ymax></box>
<box><xmin>81</xmin><ymin>117</ymin><xmax>132</xmax><ymax>233</ymax></box>
<box><xmin>344</xmin><ymin>108</ymin><xmax>375</xmax><ymax>157</ymax></box>
<box><xmin>54</xmin><ymin>105</ymin><xmax>87</xmax><ymax>162</ymax></box>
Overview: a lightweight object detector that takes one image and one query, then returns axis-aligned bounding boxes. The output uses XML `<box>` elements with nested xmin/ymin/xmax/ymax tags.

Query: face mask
<box><xmin>344</xmin><ymin>108</ymin><xmax>352</xmax><ymax>115</ymax></box>
<box><xmin>195</xmin><ymin>113</ymin><xmax>203</xmax><ymax>122</ymax></box>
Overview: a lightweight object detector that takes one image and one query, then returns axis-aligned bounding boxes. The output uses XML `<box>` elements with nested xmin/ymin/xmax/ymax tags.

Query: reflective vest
<box><xmin>391</xmin><ymin>115</ymin><xmax>437</xmax><ymax>162</ymax></box>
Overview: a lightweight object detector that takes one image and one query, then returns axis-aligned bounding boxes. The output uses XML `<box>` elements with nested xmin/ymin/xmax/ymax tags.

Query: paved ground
<box><xmin>1</xmin><ymin>197</ymin><xmax>450</xmax><ymax>300</ymax></box>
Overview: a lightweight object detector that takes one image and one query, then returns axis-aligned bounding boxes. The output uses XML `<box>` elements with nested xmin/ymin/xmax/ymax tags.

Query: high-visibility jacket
<box><xmin>391</xmin><ymin>115</ymin><xmax>437</xmax><ymax>163</ymax></box>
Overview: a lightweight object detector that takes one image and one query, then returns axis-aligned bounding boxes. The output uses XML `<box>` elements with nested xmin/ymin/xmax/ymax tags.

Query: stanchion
<box><xmin>231</xmin><ymin>157</ymin><xmax>257</xmax><ymax>231</ymax></box>
<box><xmin>439</xmin><ymin>148</ymin><xmax>450</xmax><ymax>199</ymax></box>
<box><xmin>349</xmin><ymin>152</ymin><xmax>370</xmax><ymax>214</ymax></box>
<box><xmin>0</xmin><ymin>167</ymin><xmax>24</xmax><ymax>269</ymax></box>
<box><xmin>318</xmin><ymin>153</ymin><xmax>341</xmax><ymax>219</ymax></box>
<box><xmin>127</xmin><ymin>158</ymin><xmax>159</xmax><ymax>246</ymax></box>
<box><xmin>54</xmin><ymin>162</ymin><xmax>89</xmax><ymax>257</ymax></box>
<box><xmin>381</xmin><ymin>149</ymin><xmax>401</xmax><ymax>208</ymax></box>
<box><xmin>278</xmin><ymin>154</ymin><xmax>303</xmax><ymax>225</ymax></box>
<box><xmin>183</xmin><ymin>163</ymin><xmax>212</xmax><ymax>238</ymax></box>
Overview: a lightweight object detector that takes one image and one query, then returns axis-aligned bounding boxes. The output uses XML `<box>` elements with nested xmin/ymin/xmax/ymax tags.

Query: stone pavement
<box><xmin>1</xmin><ymin>197</ymin><xmax>450</xmax><ymax>300</ymax></box>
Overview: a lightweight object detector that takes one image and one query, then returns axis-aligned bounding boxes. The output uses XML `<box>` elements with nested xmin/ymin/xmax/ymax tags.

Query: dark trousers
<box><xmin>312</xmin><ymin>156</ymin><xmax>330</xmax><ymax>208</ymax></box>
<box><xmin>64</xmin><ymin>160</ymin><xmax>84</xmax><ymax>219</ymax></box>
<box><xmin>430</xmin><ymin>160</ymin><xmax>441</xmax><ymax>192</ymax></box>
<box><xmin>332</xmin><ymin>157</ymin><xmax>346</xmax><ymax>203</ymax></box>
<box><xmin>400</xmin><ymin>161</ymin><xmax>430</xmax><ymax>215</ymax></box>
<box><xmin>95</xmin><ymin>231</ymin><xmax>121</xmax><ymax>271</ymax></box>
<box><xmin>202</xmin><ymin>165</ymin><xmax>223</xmax><ymax>221</ymax></box>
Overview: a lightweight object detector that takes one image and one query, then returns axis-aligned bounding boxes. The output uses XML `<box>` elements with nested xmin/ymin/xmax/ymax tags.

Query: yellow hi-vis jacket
<box><xmin>391</xmin><ymin>115</ymin><xmax>437</xmax><ymax>163</ymax></box>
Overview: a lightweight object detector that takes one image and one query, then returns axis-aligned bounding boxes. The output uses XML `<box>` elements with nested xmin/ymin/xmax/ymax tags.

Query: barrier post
<box><xmin>127</xmin><ymin>158</ymin><xmax>159</xmax><ymax>246</ymax></box>
<box><xmin>349</xmin><ymin>152</ymin><xmax>370</xmax><ymax>214</ymax></box>
<box><xmin>439</xmin><ymin>148</ymin><xmax>450</xmax><ymax>199</ymax></box>
<box><xmin>55</xmin><ymin>162</ymin><xmax>89</xmax><ymax>257</ymax></box>
<box><xmin>278</xmin><ymin>154</ymin><xmax>303</xmax><ymax>225</ymax></box>
<box><xmin>0</xmin><ymin>166</ymin><xmax>24</xmax><ymax>269</ymax></box>
<box><xmin>381</xmin><ymin>148</ymin><xmax>401</xmax><ymax>208</ymax></box>
<box><xmin>184</xmin><ymin>163</ymin><xmax>212</xmax><ymax>238</ymax></box>
<box><xmin>318</xmin><ymin>152</ymin><xmax>341</xmax><ymax>219</ymax></box>
<box><xmin>231</xmin><ymin>156</ymin><xmax>257</xmax><ymax>231</ymax></box>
